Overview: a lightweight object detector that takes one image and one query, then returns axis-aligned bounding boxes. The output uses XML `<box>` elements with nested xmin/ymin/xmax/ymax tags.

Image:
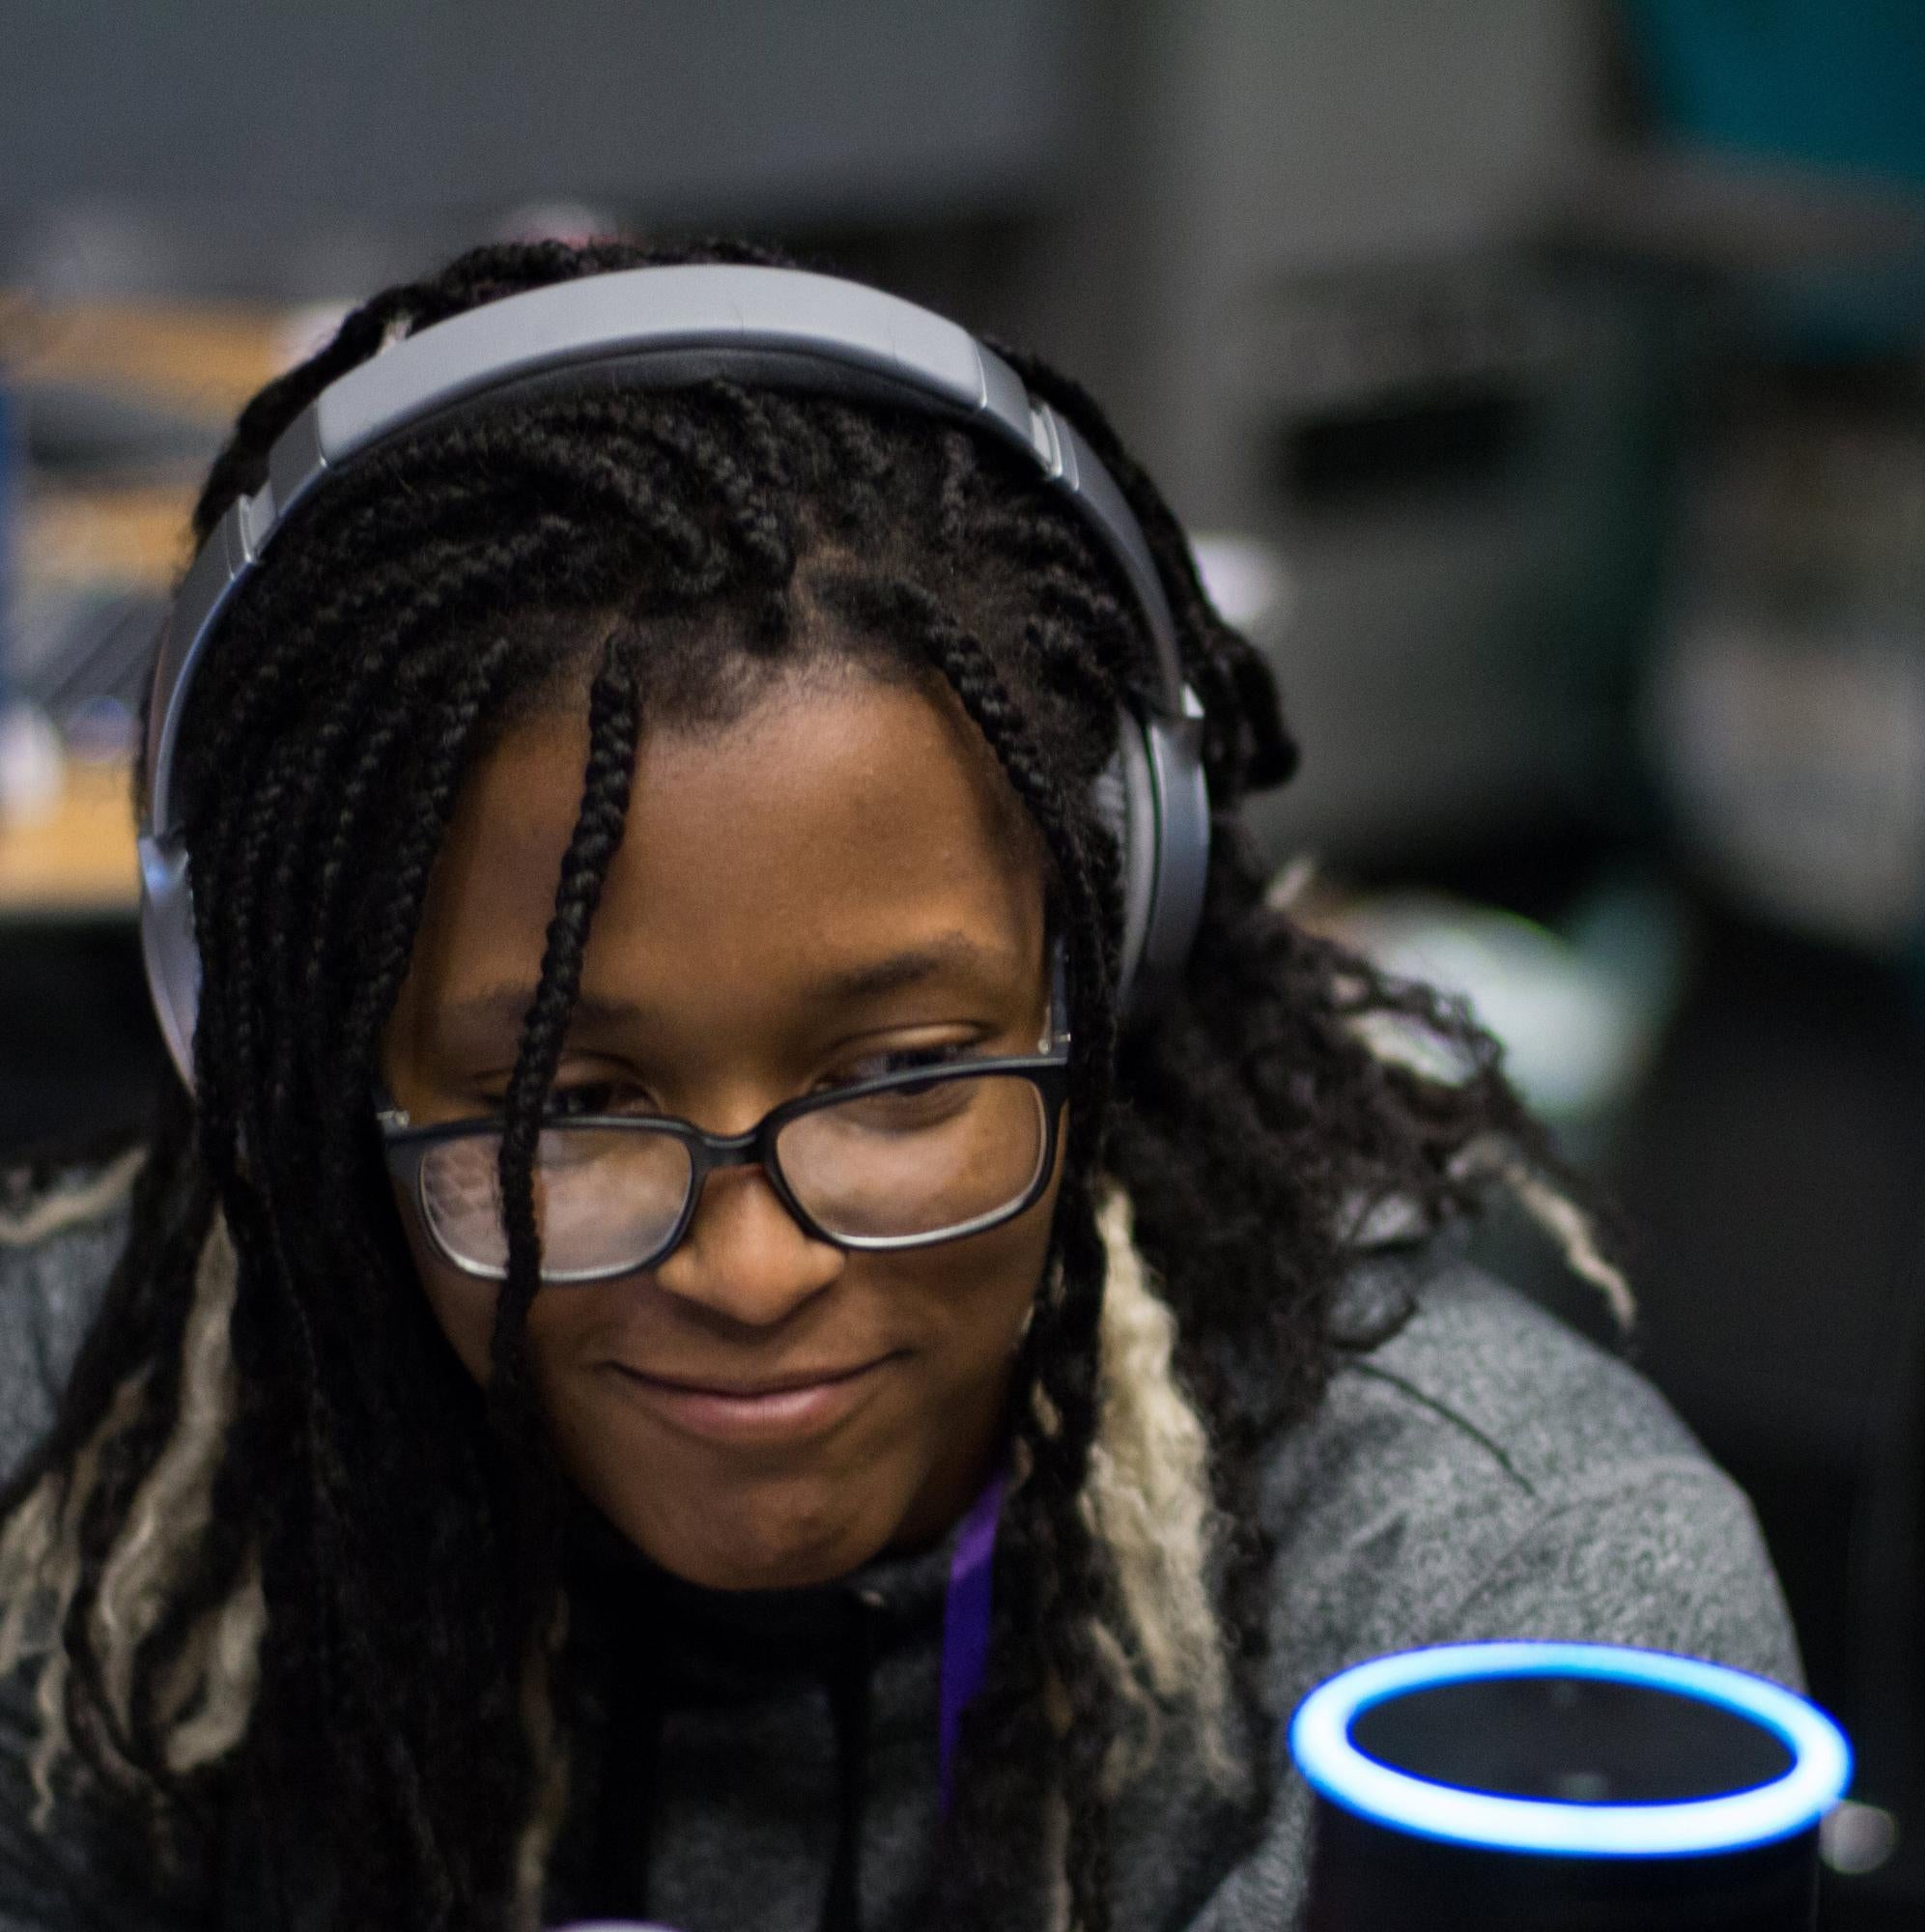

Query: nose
<box><xmin>649</xmin><ymin>1162</ymin><xmax>844</xmax><ymax>1327</ymax></box>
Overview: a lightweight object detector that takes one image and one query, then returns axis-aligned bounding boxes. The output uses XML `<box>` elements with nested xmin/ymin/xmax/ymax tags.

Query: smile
<box><xmin>602</xmin><ymin>1355</ymin><xmax>899</xmax><ymax>1446</ymax></box>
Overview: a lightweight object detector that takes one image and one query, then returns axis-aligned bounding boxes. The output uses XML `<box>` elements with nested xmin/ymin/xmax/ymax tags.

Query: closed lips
<box><xmin>600</xmin><ymin>1354</ymin><xmax>904</xmax><ymax>1446</ymax></box>
<box><xmin>610</xmin><ymin>1358</ymin><xmax>893</xmax><ymax>1396</ymax></box>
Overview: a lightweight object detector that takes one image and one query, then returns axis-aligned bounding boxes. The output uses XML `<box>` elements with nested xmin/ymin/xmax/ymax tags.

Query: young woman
<box><xmin>0</xmin><ymin>239</ymin><xmax>1795</xmax><ymax>1932</ymax></box>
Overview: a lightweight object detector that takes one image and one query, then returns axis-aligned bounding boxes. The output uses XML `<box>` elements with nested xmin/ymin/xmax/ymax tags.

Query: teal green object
<box><xmin>1621</xmin><ymin>0</ymin><xmax>1925</xmax><ymax>354</ymax></box>
<box><xmin>1624</xmin><ymin>0</ymin><xmax>1925</xmax><ymax>187</ymax></box>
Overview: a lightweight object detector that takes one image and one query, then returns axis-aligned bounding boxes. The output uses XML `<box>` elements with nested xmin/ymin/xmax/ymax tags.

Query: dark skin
<box><xmin>382</xmin><ymin>661</ymin><xmax>1062</xmax><ymax>1591</ymax></box>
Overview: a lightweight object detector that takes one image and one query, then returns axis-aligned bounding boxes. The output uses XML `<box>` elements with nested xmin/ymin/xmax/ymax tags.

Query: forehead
<box><xmin>398</xmin><ymin>665</ymin><xmax>1047</xmax><ymax>1045</ymax></box>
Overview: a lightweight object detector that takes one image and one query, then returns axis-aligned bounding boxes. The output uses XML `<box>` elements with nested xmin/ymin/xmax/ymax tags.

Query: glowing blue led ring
<box><xmin>1289</xmin><ymin>1641</ymin><xmax>1851</xmax><ymax>1860</ymax></box>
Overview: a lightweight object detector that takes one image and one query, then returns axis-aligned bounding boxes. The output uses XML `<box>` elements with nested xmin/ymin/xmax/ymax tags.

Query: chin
<box><xmin>660</xmin><ymin>1520</ymin><xmax>887</xmax><ymax>1594</ymax></box>
<box><xmin>618</xmin><ymin>1475</ymin><xmax>903</xmax><ymax>1594</ymax></box>
<box><xmin>687</xmin><ymin>1544</ymin><xmax>868</xmax><ymax>1593</ymax></box>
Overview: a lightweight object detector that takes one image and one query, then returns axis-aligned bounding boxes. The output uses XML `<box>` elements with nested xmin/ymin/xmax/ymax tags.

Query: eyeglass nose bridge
<box><xmin>684</xmin><ymin>1119</ymin><xmax>776</xmax><ymax>1173</ymax></box>
<box><xmin>658</xmin><ymin>1114</ymin><xmax>821</xmax><ymax>1265</ymax></box>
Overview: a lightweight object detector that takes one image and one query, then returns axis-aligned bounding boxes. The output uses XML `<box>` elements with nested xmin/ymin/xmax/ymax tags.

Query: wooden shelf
<box><xmin>0</xmin><ymin>759</ymin><xmax>139</xmax><ymax>920</ymax></box>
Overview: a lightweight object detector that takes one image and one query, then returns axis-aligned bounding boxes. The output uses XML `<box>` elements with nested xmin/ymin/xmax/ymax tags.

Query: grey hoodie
<box><xmin>0</xmin><ymin>1192</ymin><xmax>1799</xmax><ymax>1931</ymax></box>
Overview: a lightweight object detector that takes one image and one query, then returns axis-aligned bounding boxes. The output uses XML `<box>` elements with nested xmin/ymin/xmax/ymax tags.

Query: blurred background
<box><xmin>2</xmin><ymin>2</ymin><xmax>1923</xmax><ymax>1921</ymax></box>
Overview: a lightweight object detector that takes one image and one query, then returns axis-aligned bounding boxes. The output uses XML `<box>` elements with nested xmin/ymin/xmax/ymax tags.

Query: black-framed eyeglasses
<box><xmin>378</xmin><ymin>967</ymin><xmax>1070</xmax><ymax>1285</ymax></box>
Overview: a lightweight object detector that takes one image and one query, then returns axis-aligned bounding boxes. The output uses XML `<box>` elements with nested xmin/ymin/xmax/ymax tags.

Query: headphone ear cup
<box><xmin>1096</xmin><ymin>705</ymin><xmax>1161</xmax><ymax>1018</ymax></box>
<box><xmin>137</xmin><ymin>833</ymin><xmax>201</xmax><ymax>1089</ymax></box>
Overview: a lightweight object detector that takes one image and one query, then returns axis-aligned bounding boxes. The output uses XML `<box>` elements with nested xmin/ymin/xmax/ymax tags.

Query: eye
<box><xmin>541</xmin><ymin>1080</ymin><xmax>658</xmax><ymax>1122</ymax></box>
<box><xmin>824</xmin><ymin>1042</ymin><xmax>975</xmax><ymax>1094</ymax></box>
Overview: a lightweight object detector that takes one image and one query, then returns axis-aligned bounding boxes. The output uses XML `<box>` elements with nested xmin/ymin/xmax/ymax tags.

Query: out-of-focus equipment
<box><xmin>1290</xmin><ymin>1642</ymin><xmax>1851</xmax><ymax>1931</ymax></box>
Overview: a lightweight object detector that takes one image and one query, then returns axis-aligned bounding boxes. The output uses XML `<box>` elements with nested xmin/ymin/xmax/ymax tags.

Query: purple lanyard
<box><xmin>937</xmin><ymin>1467</ymin><xmax>1005</xmax><ymax>1817</ymax></box>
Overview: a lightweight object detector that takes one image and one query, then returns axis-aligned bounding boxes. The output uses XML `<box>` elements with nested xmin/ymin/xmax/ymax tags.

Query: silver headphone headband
<box><xmin>138</xmin><ymin>264</ymin><xmax>1210</xmax><ymax>1084</ymax></box>
<box><xmin>142</xmin><ymin>266</ymin><xmax>1190</xmax><ymax>838</ymax></box>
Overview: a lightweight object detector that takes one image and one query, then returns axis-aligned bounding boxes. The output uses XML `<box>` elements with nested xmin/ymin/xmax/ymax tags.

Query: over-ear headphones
<box><xmin>137</xmin><ymin>265</ymin><xmax>1211</xmax><ymax>1088</ymax></box>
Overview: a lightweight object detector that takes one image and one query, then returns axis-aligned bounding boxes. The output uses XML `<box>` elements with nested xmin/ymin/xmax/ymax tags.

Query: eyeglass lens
<box><xmin>414</xmin><ymin>1071</ymin><xmax>1049</xmax><ymax>1276</ymax></box>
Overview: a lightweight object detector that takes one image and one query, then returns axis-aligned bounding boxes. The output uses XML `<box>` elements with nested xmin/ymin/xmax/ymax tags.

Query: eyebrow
<box><xmin>433</xmin><ymin>934</ymin><xmax>1012</xmax><ymax>1051</ymax></box>
<box><xmin>808</xmin><ymin>934</ymin><xmax>1006</xmax><ymax>1005</ymax></box>
<box><xmin>430</xmin><ymin>986</ymin><xmax>648</xmax><ymax>1049</ymax></box>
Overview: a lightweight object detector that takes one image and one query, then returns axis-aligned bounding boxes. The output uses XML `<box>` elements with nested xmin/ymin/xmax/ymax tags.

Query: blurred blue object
<box><xmin>1292</xmin><ymin>1641</ymin><xmax>1850</xmax><ymax>1929</ymax></box>
<box><xmin>1292</xmin><ymin>1642</ymin><xmax>1850</xmax><ymax>1860</ymax></box>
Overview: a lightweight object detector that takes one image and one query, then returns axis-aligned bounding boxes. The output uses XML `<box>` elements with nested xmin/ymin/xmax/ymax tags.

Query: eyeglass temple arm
<box><xmin>372</xmin><ymin>1079</ymin><xmax>410</xmax><ymax>1133</ymax></box>
<box><xmin>1045</xmin><ymin>939</ymin><xmax>1073</xmax><ymax>1055</ymax></box>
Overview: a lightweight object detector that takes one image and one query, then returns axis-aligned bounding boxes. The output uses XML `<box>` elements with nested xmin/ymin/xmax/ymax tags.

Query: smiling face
<box><xmin>381</xmin><ymin>659</ymin><xmax>1062</xmax><ymax>1591</ymax></box>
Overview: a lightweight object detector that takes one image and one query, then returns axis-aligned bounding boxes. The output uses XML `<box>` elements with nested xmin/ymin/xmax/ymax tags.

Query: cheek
<box><xmin>916</xmin><ymin>1200</ymin><xmax>1056</xmax><ymax>1372</ymax></box>
<box><xmin>869</xmin><ymin>1142</ymin><xmax>1066</xmax><ymax>1408</ymax></box>
<box><xmin>853</xmin><ymin>1178</ymin><xmax>1062</xmax><ymax>1510</ymax></box>
<box><xmin>416</xmin><ymin>1269</ymin><xmax>495</xmax><ymax>1382</ymax></box>
<box><xmin>410</xmin><ymin>1243</ymin><xmax>606</xmax><ymax>1449</ymax></box>
<box><xmin>397</xmin><ymin>1205</ymin><xmax>498</xmax><ymax>1385</ymax></box>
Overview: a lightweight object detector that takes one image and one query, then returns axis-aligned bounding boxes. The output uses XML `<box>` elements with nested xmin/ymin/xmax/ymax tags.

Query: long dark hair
<box><xmin>0</xmin><ymin>238</ymin><xmax>1564</xmax><ymax>1930</ymax></box>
